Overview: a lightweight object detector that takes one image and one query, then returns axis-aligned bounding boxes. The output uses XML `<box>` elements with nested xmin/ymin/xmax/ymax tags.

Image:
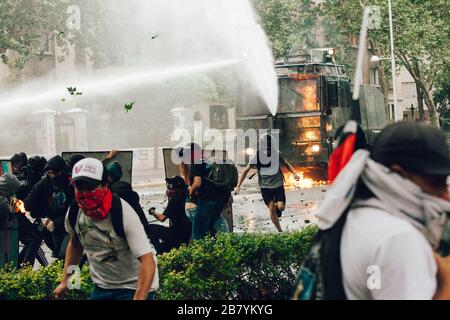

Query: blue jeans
<box><xmin>90</xmin><ymin>286</ymin><xmax>155</xmax><ymax>300</ymax></box>
<box><xmin>191</xmin><ymin>200</ymin><xmax>224</xmax><ymax>240</ymax></box>
<box><xmin>186</xmin><ymin>207</ymin><xmax>229</xmax><ymax>235</ymax></box>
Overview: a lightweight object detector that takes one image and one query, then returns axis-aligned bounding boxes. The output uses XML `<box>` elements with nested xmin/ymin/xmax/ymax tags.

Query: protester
<box><xmin>54</xmin><ymin>158</ymin><xmax>159</xmax><ymax>300</ymax></box>
<box><xmin>10</xmin><ymin>152</ymin><xmax>28</xmax><ymax>181</ymax></box>
<box><xmin>181</xmin><ymin>143</ymin><xmax>227</xmax><ymax>240</ymax></box>
<box><xmin>25</xmin><ymin>156</ymin><xmax>48</xmax><ymax>187</ymax></box>
<box><xmin>235</xmin><ymin>133</ymin><xmax>300</xmax><ymax>232</ymax></box>
<box><xmin>295</xmin><ymin>121</ymin><xmax>450</xmax><ymax>300</ymax></box>
<box><xmin>25</xmin><ymin>155</ymin><xmax>73</xmax><ymax>259</ymax></box>
<box><xmin>65</xmin><ymin>154</ymin><xmax>85</xmax><ymax>173</ymax></box>
<box><xmin>147</xmin><ymin>176</ymin><xmax>192</xmax><ymax>254</ymax></box>
<box><xmin>0</xmin><ymin>174</ymin><xmax>20</xmax><ymax>230</ymax></box>
<box><xmin>9</xmin><ymin>154</ymin><xmax>48</xmax><ymax>267</ymax></box>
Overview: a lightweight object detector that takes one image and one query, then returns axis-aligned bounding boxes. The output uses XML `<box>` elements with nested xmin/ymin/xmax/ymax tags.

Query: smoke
<box><xmin>0</xmin><ymin>0</ymin><xmax>278</xmax><ymax>155</ymax></box>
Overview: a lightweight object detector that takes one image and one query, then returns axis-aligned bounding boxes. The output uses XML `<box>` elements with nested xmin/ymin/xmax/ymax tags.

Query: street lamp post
<box><xmin>388</xmin><ymin>0</ymin><xmax>399</xmax><ymax>121</ymax></box>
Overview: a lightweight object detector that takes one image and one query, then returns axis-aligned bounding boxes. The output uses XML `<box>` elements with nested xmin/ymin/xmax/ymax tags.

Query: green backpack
<box><xmin>205</xmin><ymin>158</ymin><xmax>238</xmax><ymax>193</ymax></box>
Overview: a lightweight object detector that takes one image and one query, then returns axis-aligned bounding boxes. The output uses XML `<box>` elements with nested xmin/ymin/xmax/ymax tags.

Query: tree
<box><xmin>0</xmin><ymin>0</ymin><xmax>130</xmax><ymax>72</ymax></box>
<box><xmin>324</xmin><ymin>0</ymin><xmax>450</xmax><ymax>127</ymax></box>
<box><xmin>434</xmin><ymin>63</ymin><xmax>450</xmax><ymax>128</ymax></box>
<box><xmin>252</xmin><ymin>0</ymin><xmax>318</xmax><ymax>59</ymax></box>
<box><xmin>0</xmin><ymin>0</ymin><xmax>65</xmax><ymax>69</ymax></box>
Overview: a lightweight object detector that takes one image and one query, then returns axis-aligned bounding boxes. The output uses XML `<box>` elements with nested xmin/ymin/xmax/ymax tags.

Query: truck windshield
<box><xmin>279</xmin><ymin>78</ymin><xmax>319</xmax><ymax>113</ymax></box>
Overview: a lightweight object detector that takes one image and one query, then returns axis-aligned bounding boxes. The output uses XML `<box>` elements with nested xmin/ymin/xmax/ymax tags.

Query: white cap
<box><xmin>71</xmin><ymin>158</ymin><xmax>103</xmax><ymax>185</ymax></box>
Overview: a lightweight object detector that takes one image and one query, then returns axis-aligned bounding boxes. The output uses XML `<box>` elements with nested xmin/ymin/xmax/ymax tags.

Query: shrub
<box><xmin>0</xmin><ymin>260</ymin><xmax>93</xmax><ymax>300</ymax></box>
<box><xmin>157</xmin><ymin>224</ymin><xmax>318</xmax><ymax>300</ymax></box>
<box><xmin>0</xmin><ymin>225</ymin><xmax>317</xmax><ymax>300</ymax></box>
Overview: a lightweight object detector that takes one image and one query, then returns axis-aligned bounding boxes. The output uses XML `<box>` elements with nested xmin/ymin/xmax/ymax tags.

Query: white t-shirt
<box><xmin>65</xmin><ymin>199</ymin><xmax>159</xmax><ymax>292</ymax></box>
<box><xmin>340</xmin><ymin>199</ymin><xmax>437</xmax><ymax>300</ymax></box>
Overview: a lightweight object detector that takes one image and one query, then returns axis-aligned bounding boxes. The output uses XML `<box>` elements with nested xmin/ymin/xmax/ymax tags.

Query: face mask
<box><xmin>49</xmin><ymin>174</ymin><xmax>66</xmax><ymax>188</ymax></box>
<box><xmin>75</xmin><ymin>188</ymin><xmax>112</xmax><ymax>220</ymax></box>
<box><xmin>166</xmin><ymin>189</ymin><xmax>178</xmax><ymax>199</ymax></box>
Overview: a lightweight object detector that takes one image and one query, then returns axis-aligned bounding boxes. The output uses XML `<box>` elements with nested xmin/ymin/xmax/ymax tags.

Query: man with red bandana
<box><xmin>54</xmin><ymin>158</ymin><xmax>159</xmax><ymax>300</ymax></box>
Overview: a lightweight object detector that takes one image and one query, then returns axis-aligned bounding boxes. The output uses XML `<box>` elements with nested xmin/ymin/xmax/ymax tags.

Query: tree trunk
<box><xmin>416</xmin><ymin>85</ymin><xmax>425</xmax><ymax>122</ymax></box>
<box><xmin>398</xmin><ymin>53</ymin><xmax>439</xmax><ymax>127</ymax></box>
<box><xmin>420</xmin><ymin>83</ymin><xmax>440</xmax><ymax>127</ymax></box>
<box><xmin>377</xmin><ymin>65</ymin><xmax>390</xmax><ymax>122</ymax></box>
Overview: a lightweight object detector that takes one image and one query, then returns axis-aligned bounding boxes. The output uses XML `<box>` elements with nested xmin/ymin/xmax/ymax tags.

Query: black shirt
<box><xmin>163</xmin><ymin>193</ymin><xmax>191</xmax><ymax>240</ymax></box>
<box><xmin>189</xmin><ymin>163</ymin><xmax>223</xmax><ymax>202</ymax></box>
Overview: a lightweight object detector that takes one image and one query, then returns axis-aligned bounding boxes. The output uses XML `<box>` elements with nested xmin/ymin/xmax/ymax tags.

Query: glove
<box><xmin>46</xmin><ymin>219</ymin><xmax>55</xmax><ymax>232</ymax></box>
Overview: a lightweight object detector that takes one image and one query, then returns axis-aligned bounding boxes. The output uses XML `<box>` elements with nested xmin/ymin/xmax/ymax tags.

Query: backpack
<box><xmin>205</xmin><ymin>158</ymin><xmax>238</xmax><ymax>193</ymax></box>
<box><xmin>292</xmin><ymin>209</ymin><xmax>349</xmax><ymax>300</ymax></box>
<box><xmin>68</xmin><ymin>193</ymin><xmax>150</xmax><ymax>239</ymax></box>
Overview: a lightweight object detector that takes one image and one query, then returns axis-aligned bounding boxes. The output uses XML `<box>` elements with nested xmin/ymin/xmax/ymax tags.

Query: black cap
<box><xmin>45</xmin><ymin>155</ymin><xmax>67</xmax><ymax>173</ymax></box>
<box><xmin>165</xmin><ymin>176</ymin><xmax>186</xmax><ymax>189</ymax></box>
<box><xmin>28</xmin><ymin>156</ymin><xmax>47</xmax><ymax>174</ymax></box>
<box><xmin>371</xmin><ymin>121</ymin><xmax>450</xmax><ymax>176</ymax></box>
<box><xmin>67</xmin><ymin>154</ymin><xmax>85</xmax><ymax>168</ymax></box>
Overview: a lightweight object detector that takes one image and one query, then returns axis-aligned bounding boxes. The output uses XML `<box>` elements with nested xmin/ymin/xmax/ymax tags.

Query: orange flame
<box><xmin>304</xmin><ymin>129</ymin><xmax>319</xmax><ymax>141</ymax></box>
<box><xmin>12</xmin><ymin>198</ymin><xmax>27</xmax><ymax>214</ymax></box>
<box><xmin>285</xmin><ymin>172</ymin><xmax>328</xmax><ymax>190</ymax></box>
<box><xmin>295</xmin><ymin>82</ymin><xmax>319</xmax><ymax>111</ymax></box>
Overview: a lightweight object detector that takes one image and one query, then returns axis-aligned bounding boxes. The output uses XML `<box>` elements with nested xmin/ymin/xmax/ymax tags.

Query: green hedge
<box><xmin>0</xmin><ymin>225</ymin><xmax>317</xmax><ymax>300</ymax></box>
<box><xmin>0</xmin><ymin>260</ymin><xmax>93</xmax><ymax>300</ymax></box>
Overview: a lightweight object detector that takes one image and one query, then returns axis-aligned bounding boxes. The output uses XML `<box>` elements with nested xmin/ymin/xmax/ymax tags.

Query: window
<box><xmin>369</xmin><ymin>68</ymin><xmax>379</xmax><ymax>86</ymax></box>
<box><xmin>278</xmin><ymin>79</ymin><xmax>319</xmax><ymax>113</ymax></box>
<box><xmin>389</xmin><ymin>104</ymin><xmax>395</xmax><ymax>121</ymax></box>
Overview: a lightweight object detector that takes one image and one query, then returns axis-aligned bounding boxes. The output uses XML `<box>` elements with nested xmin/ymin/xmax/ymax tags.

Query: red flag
<box><xmin>328</xmin><ymin>121</ymin><xmax>362</xmax><ymax>183</ymax></box>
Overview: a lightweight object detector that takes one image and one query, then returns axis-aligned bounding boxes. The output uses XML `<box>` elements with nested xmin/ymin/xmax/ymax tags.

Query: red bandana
<box><xmin>75</xmin><ymin>188</ymin><xmax>112</xmax><ymax>220</ymax></box>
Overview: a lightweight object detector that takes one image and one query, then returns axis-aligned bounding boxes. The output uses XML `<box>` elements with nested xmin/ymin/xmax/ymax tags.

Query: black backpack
<box><xmin>205</xmin><ymin>158</ymin><xmax>238</xmax><ymax>193</ymax></box>
<box><xmin>292</xmin><ymin>209</ymin><xmax>349</xmax><ymax>300</ymax></box>
<box><xmin>68</xmin><ymin>193</ymin><xmax>151</xmax><ymax>239</ymax></box>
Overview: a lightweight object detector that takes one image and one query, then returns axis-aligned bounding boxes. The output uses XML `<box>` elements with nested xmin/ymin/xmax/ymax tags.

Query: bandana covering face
<box><xmin>166</xmin><ymin>188</ymin><xmax>185</xmax><ymax>200</ymax></box>
<box><xmin>316</xmin><ymin>150</ymin><xmax>450</xmax><ymax>249</ymax></box>
<box><xmin>166</xmin><ymin>189</ymin><xmax>177</xmax><ymax>199</ymax></box>
<box><xmin>75</xmin><ymin>188</ymin><xmax>112</xmax><ymax>220</ymax></box>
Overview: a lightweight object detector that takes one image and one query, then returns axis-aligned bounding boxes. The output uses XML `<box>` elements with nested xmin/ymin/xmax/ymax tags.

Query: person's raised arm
<box><xmin>190</xmin><ymin>176</ymin><xmax>202</xmax><ymax>196</ymax></box>
<box><xmin>101</xmin><ymin>149</ymin><xmax>119</xmax><ymax>164</ymax></box>
<box><xmin>180</xmin><ymin>161</ymin><xmax>191</xmax><ymax>185</ymax></box>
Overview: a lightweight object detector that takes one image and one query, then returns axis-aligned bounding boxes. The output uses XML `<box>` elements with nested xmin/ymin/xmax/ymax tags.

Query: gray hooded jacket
<box><xmin>0</xmin><ymin>173</ymin><xmax>20</xmax><ymax>229</ymax></box>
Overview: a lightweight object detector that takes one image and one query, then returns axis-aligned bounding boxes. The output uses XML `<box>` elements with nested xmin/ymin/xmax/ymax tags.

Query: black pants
<box><xmin>50</xmin><ymin>216</ymin><xmax>69</xmax><ymax>259</ymax></box>
<box><xmin>17</xmin><ymin>215</ymin><xmax>42</xmax><ymax>267</ymax></box>
<box><xmin>147</xmin><ymin>224</ymin><xmax>188</xmax><ymax>254</ymax></box>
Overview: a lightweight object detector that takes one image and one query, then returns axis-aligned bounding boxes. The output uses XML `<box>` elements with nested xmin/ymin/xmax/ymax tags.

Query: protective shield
<box><xmin>61</xmin><ymin>151</ymin><xmax>133</xmax><ymax>184</ymax></box>
<box><xmin>0</xmin><ymin>160</ymin><xmax>12</xmax><ymax>176</ymax></box>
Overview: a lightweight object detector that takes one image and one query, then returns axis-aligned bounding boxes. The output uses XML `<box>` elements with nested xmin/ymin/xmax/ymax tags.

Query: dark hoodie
<box><xmin>0</xmin><ymin>174</ymin><xmax>20</xmax><ymax>229</ymax></box>
<box><xmin>24</xmin><ymin>173</ymin><xmax>73</xmax><ymax>223</ymax></box>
